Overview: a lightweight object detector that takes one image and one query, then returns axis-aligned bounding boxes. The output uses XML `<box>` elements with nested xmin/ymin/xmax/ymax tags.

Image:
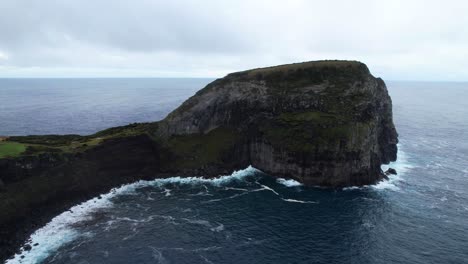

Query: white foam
<box><xmin>362</xmin><ymin>221</ymin><xmax>374</xmax><ymax>229</ymax></box>
<box><xmin>342</xmin><ymin>186</ymin><xmax>361</xmax><ymax>191</ymax></box>
<box><xmin>199</xmin><ymin>254</ymin><xmax>215</xmax><ymax>264</ymax></box>
<box><xmin>276</xmin><ymin>178</ymin><xmax>303</xmax><ymax>187</ymax></box>
<box><xmin>189</xmin><ymin>191</ymin><xmax>214</xmax><ymax>197</ymax></box>
<box><xmin>181</xmin><ymin>218</ymin><xmax>224</xmax><ymax>232</ymax></box>
<box><xmin>380</xmin><ymin>147</ymin><xmax>414</xmax><ymax>176</ymax></box>
<box><xmin>372</xmin><ymin>179</ymin><xmax>400</xmax><ymax>191</ymax></box>
<box><xmin>257</xmin><ymin>183</ymin><xmax>280</xmax><ymax>196</ymax></box>
<box><xmin>210</xmin><ymin>224</ymin><xmax>225</xmax><ymax>232</ymax></box>
<box><xmin>281</xmin><ymin>198</ymin><xmax>318</xmax><ymax>204</ymax></box>
<box><xmin>6</xmin><ymin>176</ymin><xmax>160</xmax><ymax>264</ymax></box>
<box><xmin>374</xmin><ymin>146</ymin><xmax>414</xmax><ymax>191</ymax></box>
<box><xmin>150</xmin><ymin>166</ymin><xmax>259</xmax><ymax>187</ymax></box>
<box><xmin>201</xmin><ymin>192</ymin><xmax>249</xmax><ymax>204</ymax></box>
<box><xmin>342</xmin><ymin>146</ymin><xmax>415</xmax><ymax>192</ymax></box>
<box><xmin>151</xmin><ymin>245</ymin><xmax>221</xmax><ymax>253</ymax></box>
<box><xmin>149</xmin><ymin>247</ymin><xmax>168</xmax><ymax>264</ymax></box>
<box><xmin>256</xmin><ymin>182</ymin><xmax>317</xmax><ymax>204</ymax></box>
<box><xmin>162</xmin><ymin>188</ymin><xmax>172</xmax><ymax>196</ymax></box>
<box><xmin>224</xmin><ymin>187</ymin><xmax>249</xmax><ymax>192</ymax></box>
<box><xmin>6</xmin><ymin>166</ymin><xmax>259</xmax><ymax>264</ymax></box>
<box><xmin>183</xmin><ymin>219</ymin><xmax>211</xmax><ymax>227</ymax></box>
<box><xmin>5</xmin><ymin>197</ymin><xmax>113</xmax><ymax>264</ymax></box>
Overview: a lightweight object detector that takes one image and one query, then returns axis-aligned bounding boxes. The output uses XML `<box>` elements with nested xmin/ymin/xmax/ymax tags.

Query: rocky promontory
<box><xmin>0</xmin><ymin>60</ymin><xmax>398</xmax><ymax>261</ymax></box>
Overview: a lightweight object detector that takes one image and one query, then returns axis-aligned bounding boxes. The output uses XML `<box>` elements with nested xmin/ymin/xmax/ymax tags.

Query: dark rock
<box><xmin>385</xmin><ymin>168</ymin><xmax>397</xmax><ymax>175</ymax></box>
<box><xmin>23</xmin><ymin>244</ymin><xmax>31</xmax><ymax>251</ymax></box>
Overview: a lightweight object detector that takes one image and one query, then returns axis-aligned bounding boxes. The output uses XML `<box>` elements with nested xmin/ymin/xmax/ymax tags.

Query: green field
<box><xmin>0</xmin><ymin>142</ymin><xmax>26</xmax><ymax>158</ymax></box>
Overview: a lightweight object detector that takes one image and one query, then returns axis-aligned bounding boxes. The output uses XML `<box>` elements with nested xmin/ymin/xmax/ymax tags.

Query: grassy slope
<box><xmin>0</xmin><ymin>142</ymin><xmax>26</xmax><ymax>158</ymax></box>
<box><xmin>3</xmin><ymin>122</ymin><xmax>159</xmax><ymax>157</ymax></box>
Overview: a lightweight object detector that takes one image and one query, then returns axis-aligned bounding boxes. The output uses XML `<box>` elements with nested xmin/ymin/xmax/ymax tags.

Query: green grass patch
<box><xmin>3</xmin><ymin>122</ymin><xmax>161</xmax><ymax>157</ymax></box>
<box><xmin>7</xmin><ymin>135</ymin><xmax>83</xmax><ymax>146</ymax></box>
<box><xmin>91</xmin><ymin>122</ymin><xmax>159</xmax><ymax>138</ymax></box>
<box><xmin>0</xmin><ymin>142</ymin><xmax>27</xmax><ymax>158</ymax></box>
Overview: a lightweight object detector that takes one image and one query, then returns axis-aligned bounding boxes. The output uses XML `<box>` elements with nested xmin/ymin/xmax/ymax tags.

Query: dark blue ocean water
<box><xmin>2</xmin><ymin>79</ymin><xmax>468</xmax><ymax>264</ymax></box>
<box><xmin>0</xmin><ymin>78</ymin><xmax>211</xmax><ymax>136</ymax></box>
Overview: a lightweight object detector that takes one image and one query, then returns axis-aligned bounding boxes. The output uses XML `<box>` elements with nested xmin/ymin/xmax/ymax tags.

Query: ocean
<box><xmin>1</xmin><ymin>79</ymin><xmax>467</xmax><ymax>264</ymax></box>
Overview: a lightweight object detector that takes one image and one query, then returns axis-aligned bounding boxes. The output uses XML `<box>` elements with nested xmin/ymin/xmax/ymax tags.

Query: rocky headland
<box><xmin>0</xmin><ymin>60</ymin><xmax>397</xmax><ymax>261</ymax></box>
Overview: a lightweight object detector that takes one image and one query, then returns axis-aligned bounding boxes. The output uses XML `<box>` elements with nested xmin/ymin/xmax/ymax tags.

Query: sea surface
<box><xmin>1</xmin><ymin>79</ymin><xmax>467</xmax><ymax>264</ymax></box>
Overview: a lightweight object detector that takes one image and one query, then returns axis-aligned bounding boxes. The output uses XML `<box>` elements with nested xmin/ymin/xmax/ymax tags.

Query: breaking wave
<box><xmin>276</xmin><ymin>178</ymin><xmax>303</xmax><ymax>187</ymax></box>
<box><xmin>374</xmin><ymin>146</ymin><xmax>415</xmax><ymax>191</ymax></box>
<box><xmin>5</xmin><ymin>166</ymin><xmax>259</xmax><ymax>264</ymax></box>
<box><xmin>343</xmin><ymin>145</ymin><xmax>415</xmax><ymax>192</ymax></box>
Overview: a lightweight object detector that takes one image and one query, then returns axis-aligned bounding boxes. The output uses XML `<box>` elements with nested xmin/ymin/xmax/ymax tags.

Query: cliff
<box><xmin>159</xmin><ymin>60</ymin><xmax>398</xmax><ymax>186</ymax></box>
<box><xmin>0</xmin><ymin>60</ymin><xmax>397</xmax><ymax>261</ymax></box>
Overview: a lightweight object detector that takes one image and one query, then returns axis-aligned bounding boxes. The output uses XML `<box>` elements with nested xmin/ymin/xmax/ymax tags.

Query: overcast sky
<box><xmin>0</xmin><ymin>0</ymin><xmax>467</xmax><ymax>80</ymax></box>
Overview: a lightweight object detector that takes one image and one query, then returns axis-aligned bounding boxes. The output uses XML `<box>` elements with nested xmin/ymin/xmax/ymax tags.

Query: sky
<box><xmin>0</xmin><ymin>0</ymin><xmax>467</xmax><ymax>80</ymax></box>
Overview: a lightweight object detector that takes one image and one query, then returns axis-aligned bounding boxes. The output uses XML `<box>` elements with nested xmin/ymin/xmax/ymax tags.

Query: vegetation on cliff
<box><xmin>0</xmin><ymin>142</ymin><xmax>26</xmax><ymax>158</ymax></box>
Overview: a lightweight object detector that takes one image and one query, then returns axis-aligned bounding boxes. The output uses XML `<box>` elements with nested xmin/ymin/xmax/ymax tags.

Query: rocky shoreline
<box><xmin>0</xmin><ymin>60</ymin><xmax>398</xmax><ymax>262</ymax></box>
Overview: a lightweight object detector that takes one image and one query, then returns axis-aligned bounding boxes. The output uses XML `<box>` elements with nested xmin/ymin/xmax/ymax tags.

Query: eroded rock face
<box><xmin>160</xmin><ymin>60</ymin><xmax>398</xmax><ymax>187</ymax></box>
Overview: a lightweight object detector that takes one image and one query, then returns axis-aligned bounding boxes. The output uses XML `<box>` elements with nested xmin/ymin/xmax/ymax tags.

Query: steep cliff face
<box><xmin>159</xmin><ymin>60</ymin><xmax>398</xmax><ymax>186</ymax></box>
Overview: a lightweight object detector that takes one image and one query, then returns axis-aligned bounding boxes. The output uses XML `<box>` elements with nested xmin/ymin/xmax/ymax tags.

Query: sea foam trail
<box><xmin>276</xmin><ymin>178</ymin><xmax>303</xmax><ymax>187</ymax></box>
<box><xmin>5</xmin><ymin>166</ymin><xmax>259</xmax><ymax>264</ymax></box>
<box><xmin>281</xmin><ymin>198</ymin><xmax>318</xmax><ymax>204</ymax></box>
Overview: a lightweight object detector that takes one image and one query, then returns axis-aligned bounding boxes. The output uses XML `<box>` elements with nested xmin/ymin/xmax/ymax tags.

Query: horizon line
<box><xmin>0</xmin><ymin>77</ymin><xmax>467</xmax><ymax>83</ymax></box>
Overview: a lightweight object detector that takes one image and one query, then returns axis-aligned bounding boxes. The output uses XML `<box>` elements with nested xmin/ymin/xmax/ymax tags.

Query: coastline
<box><xmin>0</xmin><ymin>170</ymin><xmax>214</xmax><ymax>263</ymax></box>
<box><xmin>2</xmin><ymin>167</ymin><xmax>260</xmax><ymax>263</ymax></box>
<box><xmin>0</xmin><ymin>61</ymin><xmax>399</xmax><ymax>262</ymax></box>
<box><xmin>3</xmin><ymin>158</ymin><xmax>408</xmax><ymax>263</ymax></box>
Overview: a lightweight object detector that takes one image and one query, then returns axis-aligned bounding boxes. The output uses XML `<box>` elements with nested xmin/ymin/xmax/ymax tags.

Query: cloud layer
<box><xmin>0</xmin><ymin>0</ymin><xmax>467</xmax><ymax>80</ymax></box>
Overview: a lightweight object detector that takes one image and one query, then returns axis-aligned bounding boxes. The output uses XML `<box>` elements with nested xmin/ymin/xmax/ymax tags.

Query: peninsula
<box><xmin>0</xmin><ymin>60</ymin><xmax>398</xmax><ymax>261</ymax></box>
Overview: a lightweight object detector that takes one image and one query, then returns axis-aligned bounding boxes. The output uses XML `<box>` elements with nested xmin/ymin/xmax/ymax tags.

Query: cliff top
<box><xmin>188</xmin><ymin>60</ymin><xmax>373</xmax><ymax>99</ymax></box>
<box><xmin>232</xmin><ymin>60</ymin><xmax>366</xmax><ymax>74</ymax></box>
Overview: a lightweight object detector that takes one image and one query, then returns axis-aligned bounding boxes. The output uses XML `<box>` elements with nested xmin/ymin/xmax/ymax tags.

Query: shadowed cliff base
<box><xmin>0</xmin><ymin>60</ymin><xmax>397</xmax><ymax>261</ymax></box>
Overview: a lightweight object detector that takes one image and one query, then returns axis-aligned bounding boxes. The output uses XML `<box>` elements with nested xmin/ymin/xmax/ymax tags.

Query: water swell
<box><xmin>5</xmin><ymin>166</ymin><xmax>259</xmax><ymax>264</ymax></box>
<box><xmin>6</xmin><ymin>153</ymin><xmax>408</xmax><ymax>263</ymax></box>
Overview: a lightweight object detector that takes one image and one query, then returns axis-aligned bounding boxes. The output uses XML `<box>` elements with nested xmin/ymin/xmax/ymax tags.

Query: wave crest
<box><xmin>276</xmin><ymin>178</ymin><xmax>303</xmax><ymax>187</ymax></box>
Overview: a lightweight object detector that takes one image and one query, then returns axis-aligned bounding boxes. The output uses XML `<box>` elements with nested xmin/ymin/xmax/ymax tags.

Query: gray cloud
<box><xmin>0</xmin><ymin>0</ymin><xmax>467</xmax><ymax>80</ymax></box>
